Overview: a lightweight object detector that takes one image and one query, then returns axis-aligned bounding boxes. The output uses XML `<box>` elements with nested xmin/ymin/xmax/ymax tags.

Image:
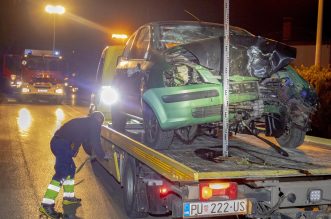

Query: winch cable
<box><xmin>76</xmin><ymin>156</ymin><xmax>95</xmax><ymax>174</ymax></box>
<box><xmin>241</xmin><ymin>120</ymin><xmax>289</xmax><ymax>157</ymax></box>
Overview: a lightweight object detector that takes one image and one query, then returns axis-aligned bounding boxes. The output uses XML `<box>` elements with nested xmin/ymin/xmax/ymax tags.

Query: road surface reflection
<box><xmin>17</xmin><ymin>108</ymin><xmax>32</xmax><ymax>135</ymax></box>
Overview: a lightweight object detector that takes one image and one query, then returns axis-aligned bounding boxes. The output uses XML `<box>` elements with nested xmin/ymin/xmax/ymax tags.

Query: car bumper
<box><xmin>143</xmin><ymin>83</ymin><xmax>258</xmax><ymax>130</ymax></box>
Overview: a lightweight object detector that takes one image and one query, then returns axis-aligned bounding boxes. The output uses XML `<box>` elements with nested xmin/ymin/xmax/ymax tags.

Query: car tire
<box><xmin>276</xmin><ymin>125</ymin><xmax>305</xmax><ymax>148</ymax></box>
<box><xmin>175</xmin><ymin>125</ymin><xmax>198</xmax><ymax>144</ymax></box>
<box><xmin>111</xmin><ymin>104</ymin><xmax>127</xmax><ymax>132</ymax></box>
<box><xmin>123</xmin><ymin>157</ymin><xmax>148</xmax><ymax>218</ymax></box>
<box><xmin>143</xmin><ymin>104</ymin><xmax>174</xmax><ymax>150</ymax></box>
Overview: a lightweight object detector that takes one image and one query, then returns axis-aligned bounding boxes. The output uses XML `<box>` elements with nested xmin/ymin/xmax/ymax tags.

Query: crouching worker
<box><xmin>39</xmin><ymin>111</ymin><xmax>106</xmax><ymax>218</ymax></box>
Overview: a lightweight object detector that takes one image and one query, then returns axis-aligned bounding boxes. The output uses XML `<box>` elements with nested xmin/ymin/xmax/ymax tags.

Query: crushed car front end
<box><xmin>143</xmin><ymin>61</ymin><xmax>260</xmax><ymax>130</ymax></box>
<box><xmin>144</xmin><ymin>21</ymin><xmax>317</xmax><ymax>148</ymax></box>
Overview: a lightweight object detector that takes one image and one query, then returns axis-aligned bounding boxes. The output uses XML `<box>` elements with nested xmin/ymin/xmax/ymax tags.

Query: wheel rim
<box><xmin>146</xmin><ymin>113</ymin><xmax>158</xmax><ymax>143</ymax></box>
<box><xmin>280</xmin><ymin>128</ymin><xmax>292</xmax><ymax>144</ymax></box>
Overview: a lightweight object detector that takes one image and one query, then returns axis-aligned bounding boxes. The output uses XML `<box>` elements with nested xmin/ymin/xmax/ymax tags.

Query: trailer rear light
<box><xmin>308</xmin><ymin>189</ymin><xmax>322</xmax><ymax>203</ymax></box>
<box><xmin>160</xmin><ymin>186</ymin><xmax>168</xmax><ymax>195</ymax></box>
<box><xmin>200</xmin><ymin>182</ymin><xmax>237</xmax><ymax>201</ymax></box>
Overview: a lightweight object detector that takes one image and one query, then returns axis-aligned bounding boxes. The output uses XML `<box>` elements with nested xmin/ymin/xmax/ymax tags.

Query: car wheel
<box><xmin>276</xmin><ymin>125</ymin><xmax>305</xmax><ymax>148</ymax></box>
<box><xmin>143</xmin><ymin>104</ymin><xmax>174</xmax><ymax>150</ymax></box>
<box><xmin>175</xmin><ymin>125</ymin><xmax>198</xmax><ymax>144</ymax></box>
<box><xmin>123</xmin><ymin>157</ymin><xmax>148</xmax><ymax>218</ymax></box>
<box><xmin>111</xmin><ymin>104</ymin><xmax>127</xmax><ymax>132</ymax></box>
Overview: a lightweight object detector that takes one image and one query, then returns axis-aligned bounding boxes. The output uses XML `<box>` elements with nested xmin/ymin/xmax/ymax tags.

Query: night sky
<box><xmin>0</xmin><ymin>0</ymin><xmax>330</xmax><ymax>82</ymax></box>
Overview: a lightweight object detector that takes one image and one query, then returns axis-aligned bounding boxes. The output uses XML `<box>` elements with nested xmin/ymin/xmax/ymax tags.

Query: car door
<box><xmin>116</xmin><ymin>26</ymin><xmax>151</xmax><ymax>118</ymax></box>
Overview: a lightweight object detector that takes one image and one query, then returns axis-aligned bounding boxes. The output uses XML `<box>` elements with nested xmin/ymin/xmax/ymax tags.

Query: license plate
<box><xmin>183</xmin><ymin>199</ymin><xmax>247</xmax><ymax>218</ymax></box>
<box><xmin>38</xmin><ymin>89</ymin><xmax>48</xmax><ymax>93</ymax></box>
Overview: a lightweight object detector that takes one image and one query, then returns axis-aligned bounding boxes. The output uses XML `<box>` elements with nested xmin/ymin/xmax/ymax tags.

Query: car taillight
<box><xmin>199</xmin><ymin>182</ymin><xmax>237</xmax><ymax>201</ymax></box>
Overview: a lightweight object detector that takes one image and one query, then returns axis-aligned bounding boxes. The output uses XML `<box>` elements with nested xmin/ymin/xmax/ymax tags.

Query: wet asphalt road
<box><xmin>0</xmin><ymin>98</ymin><xmax>171</xmax><ymax>219</ymax></box>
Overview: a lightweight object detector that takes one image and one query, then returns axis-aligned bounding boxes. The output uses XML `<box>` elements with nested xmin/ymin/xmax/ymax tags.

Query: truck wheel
<box><xmin>143</xmin><ymin>104</ymin><xmax>174</xmax><ymax>150</ymax></box>
<box><xmin>123</xmin><ymin>157</ymin><xmax>148</xmax><ymax>218</ymax></box>
<box><xmin>111</xmin><ymin>104</ymin><xmax>127</xmax><ymax>132</ymax></box>
<box><xmin>276</xmin><ymin>125</ymin><xmax>305</xmax><ymax>148</ymax></box>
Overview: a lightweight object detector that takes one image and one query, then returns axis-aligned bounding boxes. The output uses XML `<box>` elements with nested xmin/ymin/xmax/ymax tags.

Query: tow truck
<box><xmin>95</xmin><ymin>123</ymin><xmax>331</xmax><ymax>219</ymax></box>
<box><xmin>90</xmin><ymin>45</ymin><xmax>331</xmax><ymax>219</ymax></box>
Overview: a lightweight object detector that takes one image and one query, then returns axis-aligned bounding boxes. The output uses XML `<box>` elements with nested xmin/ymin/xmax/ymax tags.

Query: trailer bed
<box><xmin>165</xmin><ymin>134</ymin><xmax>331</xmax><ymax>179</ymax></box>
<box><xmin>101</xmin><ymin>125</ymin><xmax>331</xmax><ymax>182</ymax></box>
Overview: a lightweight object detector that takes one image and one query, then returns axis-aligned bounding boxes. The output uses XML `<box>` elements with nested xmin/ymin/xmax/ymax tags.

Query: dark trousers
<box><xmin>50</xmin><ymin>137</ymin><xmax>76</xmax><ymax>183</ymax></box>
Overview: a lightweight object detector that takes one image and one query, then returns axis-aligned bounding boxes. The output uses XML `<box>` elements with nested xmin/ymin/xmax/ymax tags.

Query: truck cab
<box><xmin>89</xmin><ymin>44</ymin><xmax>125</xmax><ymax>120</ymax></box>
<box><xmin>19</xmin><ymin>49</ymin><xmax>67</xmax><ymax>104</ymax></box>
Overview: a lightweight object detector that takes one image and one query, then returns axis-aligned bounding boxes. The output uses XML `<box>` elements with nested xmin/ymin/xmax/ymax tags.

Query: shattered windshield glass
<box><xmin>159</xmin><ymin>23</ymin><xmax>252</xmax><ymax>49</ymax></box>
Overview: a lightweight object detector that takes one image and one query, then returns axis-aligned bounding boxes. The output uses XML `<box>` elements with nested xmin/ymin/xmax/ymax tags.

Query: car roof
<box><xmin>145</xmin><ymin>20</ymin><xmax>253</xmax><ymax>36</ymax></box>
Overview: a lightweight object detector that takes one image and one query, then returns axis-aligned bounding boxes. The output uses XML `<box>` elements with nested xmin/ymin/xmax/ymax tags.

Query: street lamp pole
<box><xmin>45</xmin><ymin>5</ymin><xmax>65</xmax><ymax>53</ymax></box>
<box><xmin>53</xmin><ymin>14</ymin><xmax>56</xmax><ymax>52</ymax></box>
<box><xmin>315</xmin><ymin>0</ymin><xmax>324</xmax><ymax>69</ymax></box>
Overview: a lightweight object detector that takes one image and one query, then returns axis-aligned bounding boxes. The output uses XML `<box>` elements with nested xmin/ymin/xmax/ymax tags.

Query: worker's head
<box><xmin>90</xmin><ymin>111</ymin><xmax>105</xmax><ymax>125</ymax></box>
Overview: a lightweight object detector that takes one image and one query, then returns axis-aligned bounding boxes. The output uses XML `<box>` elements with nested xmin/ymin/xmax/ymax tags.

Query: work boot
<box><xmin>39</xmin><ymin>203</ymin><xmax>62</xmax><ymax>219</ymax></box>
<box><xmin>63</xmin><ymin>196</ymin><xmax>82</xmax><ymax>205</ymax></box>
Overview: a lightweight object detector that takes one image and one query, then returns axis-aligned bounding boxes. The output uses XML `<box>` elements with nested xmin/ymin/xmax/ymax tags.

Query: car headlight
<box><xmin>72</xmin><ymin>87</ymin><xmax>78</xmax><ymax>93</ymax></box>
<box><xmin>55</xmin><ymin>88</ymin><xmax>64</xmax><ymax>94</ymax></box>
<box><xmin>22</xmin><ymin>87</ymin><xmax>30</xmax><ymax>93</ymax></box>
<box><xmin>100</xmin><ymin>86</ymin><xmax>118</xmax><ymax>105</ymax></box>
<box><xmin>16</xmin><ymin>81</ymin><xmax>22</xmax><ymax>87</ymax></box>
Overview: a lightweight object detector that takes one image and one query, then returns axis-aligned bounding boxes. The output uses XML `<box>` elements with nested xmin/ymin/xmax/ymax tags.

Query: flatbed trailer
<box><xmin>96</xmin><ymin>124</ymin><xmax>331</xmax><ymax>219</ymax></box>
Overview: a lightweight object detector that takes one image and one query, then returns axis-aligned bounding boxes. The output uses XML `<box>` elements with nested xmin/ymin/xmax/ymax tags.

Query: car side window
<box><xmin>122</xmin><ymin>34</ymin><xmax>136</xmax><ymax>59</ymax></box>
<box><xmin>130</xmin><ymin>27</ymin><xmax>150</xmax><ymax>60</ymax></box>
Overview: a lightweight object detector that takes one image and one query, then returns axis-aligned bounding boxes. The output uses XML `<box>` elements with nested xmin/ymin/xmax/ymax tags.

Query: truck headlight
<box><xmin>22</xmin><ymin>87</ymin><xmax>30</xmax><ymax>93</ymax></box>
<box><xmin>100</xmin><ymin>86</ymin><xmax>118</xmax><ymax>105</ymax></box>
<box><xmin>55</xmin><ymin>88</ymin><xmax>64</xmax><ymax>94</ymax></box>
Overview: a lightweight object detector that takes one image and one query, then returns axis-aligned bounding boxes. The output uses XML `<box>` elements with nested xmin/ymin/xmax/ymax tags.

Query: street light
<box><xmin>45</xmin><ymin>4</ymin><xmax>65</xmax><ymax>52</ymax></box>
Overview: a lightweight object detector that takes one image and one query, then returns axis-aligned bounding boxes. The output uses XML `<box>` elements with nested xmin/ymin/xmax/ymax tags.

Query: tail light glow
<box><xmin>160</xmin><ymin>186</ymin><xmax>168</xmax><ymax>195</ymax></box>
<box><xmin>200</xmin><ymin>182</ymin><xmax>237</xmax><ymax>201</ymax></box>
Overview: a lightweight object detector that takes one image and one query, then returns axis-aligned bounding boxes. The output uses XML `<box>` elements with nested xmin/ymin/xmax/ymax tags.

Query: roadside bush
<box><xmin>294</xmin><ymin>65</ymin><xmax>331</xmax><ymax>138</ymax></box>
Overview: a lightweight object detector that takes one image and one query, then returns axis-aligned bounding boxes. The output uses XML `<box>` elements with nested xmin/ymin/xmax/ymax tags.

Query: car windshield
<box><xmin>158</xmin><ymin>23</ymin><xmax>252</xmax><ymax>49</ymax></box>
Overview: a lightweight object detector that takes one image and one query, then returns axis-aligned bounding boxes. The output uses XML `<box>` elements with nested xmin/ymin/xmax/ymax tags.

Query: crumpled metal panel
<box><xmin>165</xmin><ymin>35</ymin><xmax>296</xmax><ymax>79</ymax></box>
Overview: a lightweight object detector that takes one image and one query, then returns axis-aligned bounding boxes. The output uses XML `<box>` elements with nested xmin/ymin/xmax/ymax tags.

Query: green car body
<box><xmin>93</xmin><ymin>21</ymin><xmax>317</xmax><ymax>150</ymax></box>
<box><xmin>143</xmin><ymin>69</ymin><xmax>259</xmax><ymax>130</ymax></box>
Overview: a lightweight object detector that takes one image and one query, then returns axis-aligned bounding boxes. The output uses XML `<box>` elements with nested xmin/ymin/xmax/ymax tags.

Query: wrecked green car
<box><xmin>98</xmin><ymin>21</ymin><xmax>316</xmax><ymax>150</ymax></box>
